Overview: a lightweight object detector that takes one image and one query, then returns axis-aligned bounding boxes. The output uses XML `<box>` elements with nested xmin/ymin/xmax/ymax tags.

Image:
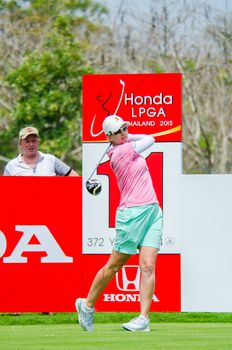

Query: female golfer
<box><xmin>76</xmin><ymin>115</ymin><xmax>163</xmax><ymax>332</ymax></box>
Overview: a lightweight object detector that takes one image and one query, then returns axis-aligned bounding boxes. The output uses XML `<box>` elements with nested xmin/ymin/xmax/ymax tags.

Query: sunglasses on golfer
<box><xmin>111</xmin><ymin>125</ymin><xmax>128</xmax><ymax>135</ymax></box>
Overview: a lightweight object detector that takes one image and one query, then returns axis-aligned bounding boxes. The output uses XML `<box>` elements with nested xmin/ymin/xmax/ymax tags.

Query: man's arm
<box><xmin>3</xmin><ymin>167</ymin><xmax>11</xmax><ymax>176</ymax></box>
<box><xmin>67</xmin><ymin>169</ymin><xmax>79</xmax><ymax>176</ymax></box>
<box><xmin>54</xmin><ymin>157</ymin><xmax>79</xmax><ymax>176</ymax></box>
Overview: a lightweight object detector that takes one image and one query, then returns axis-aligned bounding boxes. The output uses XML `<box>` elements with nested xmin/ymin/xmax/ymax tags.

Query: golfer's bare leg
<box><xmin>86</xmin><ymin>250</ymin><xmax>130</xmax><ymax>308</ymax></box>
<box><xmin>139</xmin><ymin>246</ymin><xmax>158</xmax><ymax>318</ymax></box>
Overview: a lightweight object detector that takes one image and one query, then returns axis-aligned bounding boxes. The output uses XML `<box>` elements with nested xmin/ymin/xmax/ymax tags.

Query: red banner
<box><xmin>0</xmin><ymin>177</ymin><xmax>82</xmax><ymax>312</ymax></box>
<box><xmin>0</xmin><ymin>177</ymin><xmax>180</xmax><ymax>312</ymax></box>
<box><xmin>82</xmin><ymin>73</ymin><xmax>182</xmax><ymax>143</ymax></box>
<box><xmin>82</xmin><ymin>254</ymin><xmax>181</xmax><ymax>312</ymax></box>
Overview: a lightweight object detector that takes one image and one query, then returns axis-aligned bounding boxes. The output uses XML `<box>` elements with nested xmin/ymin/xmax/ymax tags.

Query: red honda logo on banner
<box><xmin>116</xmin><ymin>265</ymin><xmax>141</xmax><ymax>292</ymax></box>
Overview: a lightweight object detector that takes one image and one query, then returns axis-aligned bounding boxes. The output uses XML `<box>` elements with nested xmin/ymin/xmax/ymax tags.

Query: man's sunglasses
<box><xmin>109</xmin><ymin>125</ymin><xmax>128</xmax><ymax>136</ymax></box>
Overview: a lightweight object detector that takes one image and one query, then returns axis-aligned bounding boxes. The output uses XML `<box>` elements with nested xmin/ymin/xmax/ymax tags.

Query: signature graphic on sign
<box><xmin>90</xmin><ymin>80</ymin><xmax>125</xmax><ymax>137</ymax></box>
<box><xmin>96</xmin><ymin>93</ymin><xmax>112</xmax><ymax>117</ymax></box>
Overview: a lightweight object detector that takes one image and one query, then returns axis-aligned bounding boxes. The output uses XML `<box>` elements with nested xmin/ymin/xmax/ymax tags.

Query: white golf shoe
<box><xmin>75</xmin><ymin>298</ymin><xmax>95</xmax><ymax>332</ymax></box>
<box><xmin>122</xmin><ymin>316</ymin><xmax>150</xmax><ymax>332</ymax></box>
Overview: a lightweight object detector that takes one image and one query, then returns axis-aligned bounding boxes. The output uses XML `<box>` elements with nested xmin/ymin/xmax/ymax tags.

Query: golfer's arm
<box><xmin>128</xmin><ymin>134</ymin><xmax>154</xmax><ymax>154</ymax></box>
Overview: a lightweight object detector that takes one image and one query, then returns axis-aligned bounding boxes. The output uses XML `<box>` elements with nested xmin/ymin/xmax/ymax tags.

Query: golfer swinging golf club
<box><xmin>76</xmin><ymin>115</ymin><xmax>163</xmax><ymax>332</ymax></box>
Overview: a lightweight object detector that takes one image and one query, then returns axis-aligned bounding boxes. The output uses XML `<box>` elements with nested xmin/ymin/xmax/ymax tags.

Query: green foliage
<box><xmin>0</xmin><ymin>0</ymin><xmax>107</xmax><ymax>17</ymax></box>
<box><xmin>147</xmin><ymin>61</ymin><xmax>165</xmax><ymax>73</ymax></box>
<box><xmin>0</xmin><ymin>0</ymin><xmax>107</xmax><ymax>174</ymax></box>
<box><xmin>3</xmin><ymin>13</ymin><xmax>95</xmax><ymax>172</ymax></box>
<box><xmin>183</xmin><ymin>59</ymin><xmax>196</xmax><ymax>72</ymax></box>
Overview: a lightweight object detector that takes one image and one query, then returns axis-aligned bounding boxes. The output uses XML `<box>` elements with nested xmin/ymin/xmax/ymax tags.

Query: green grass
<box><xmin>0</xmin><ymin>312</ymin><xmax>232</xmax><ymax>325</ymax></box>
<box><xmin>0</xmin><ymin>323</ymin><xmax>232</xmax><ymax>350</ymax></box>
<box><xmin>0</xmin><ymin>313</ymin><xmax>232</xmax><ymax>350</ymax></box>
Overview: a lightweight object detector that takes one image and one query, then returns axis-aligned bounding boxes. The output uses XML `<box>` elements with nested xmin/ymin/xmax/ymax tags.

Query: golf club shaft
<box><xmin>87</xmin><ymin>143</ymin><xmax>111</xmax><ymax>181</ymax></box>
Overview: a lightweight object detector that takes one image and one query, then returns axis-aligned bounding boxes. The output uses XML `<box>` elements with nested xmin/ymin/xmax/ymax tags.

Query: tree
<box><xmin>6</xmin><ymin>17</ymin><xmax>93</xmax><ymax>171</ymax></box>
<box><xmin>0</xmin><ymin>0</ymin><xmax>107</xmax><ymax>173</ymax></box>
<box><xmin>1</xmin><ymin>0</ymin><xmax>232</xmax><ymax>174</ymax></box>
<box><xmin>88</xmin><ymin>0</ymin><xmax>232</xmax><ymax>174</ymax></box>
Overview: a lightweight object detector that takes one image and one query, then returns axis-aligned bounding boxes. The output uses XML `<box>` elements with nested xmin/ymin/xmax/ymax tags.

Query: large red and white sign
<box><xmin>83</xmin><ymin>73</ymin><xmax>182</xmax><ymax>255</ymax></box>
<box><xmin>82</xmin><ymin>73</ymin><xmax>182</xmax><ymax>312</ymax></box>
<box><xmin>0</xmin><ymin>176</ymin><xmax>180</xmax><ymax>312</ymax></box>
<box><xmin>1</xmin><ymin>74</ymin><xmax>232</xmax><ymax>312</ymax></box>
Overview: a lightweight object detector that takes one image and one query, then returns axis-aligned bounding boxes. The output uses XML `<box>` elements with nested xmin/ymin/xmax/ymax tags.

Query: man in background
<box><xmin>3</xmin><ymin>126</ymin><xmax>79</xmax><ymax>176</ymax></box>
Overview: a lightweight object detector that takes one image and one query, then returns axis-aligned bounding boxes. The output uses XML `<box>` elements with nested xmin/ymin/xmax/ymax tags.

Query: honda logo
<box><xmin>116</xmin><ymin>265</ymin><xmax>140</xmax><ymax>292</ymax></box>
<box><xmin>107</xmin><ymin>264</ymin><xmax>160</xmax><ymax>303</ymax></box>
<box><xmin>0</xmin><ymin>225</ymin><xmax>73</xmax><ymax>263</ymax></box>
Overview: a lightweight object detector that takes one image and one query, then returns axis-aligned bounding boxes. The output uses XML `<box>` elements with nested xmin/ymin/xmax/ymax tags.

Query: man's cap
<box><xmin>102</xmin><ymin>115</ymin><xmax>130</xmax><ymax>135</ymax></box>
<box><xmin>19</xmin><ymin>127</ymin><xmax>39</xmax><ymax>140</ymax></box>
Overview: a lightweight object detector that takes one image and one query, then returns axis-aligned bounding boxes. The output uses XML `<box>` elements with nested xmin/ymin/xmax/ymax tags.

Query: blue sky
<box><xmin>100</xmin><ymin>0</ymin><xmax>232</xmax><ymax>38</ymax></box>
<box><xmin>101</xmin><ymin>0</ymin><xmax>232</xmax><ymax>15</ymax></box>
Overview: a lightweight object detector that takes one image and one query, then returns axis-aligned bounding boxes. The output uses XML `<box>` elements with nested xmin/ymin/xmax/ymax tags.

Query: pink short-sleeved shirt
<box><xmin>107</xmin><ymin>141</ymin><xmax>158</xmax><ymax>209</ymax></box>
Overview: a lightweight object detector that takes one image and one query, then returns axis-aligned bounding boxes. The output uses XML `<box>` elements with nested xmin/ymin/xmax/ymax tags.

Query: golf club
<box><xmin>86</xmin><ymin>143</ymin><xmax>111</xmax><ymax>196</ymax></box>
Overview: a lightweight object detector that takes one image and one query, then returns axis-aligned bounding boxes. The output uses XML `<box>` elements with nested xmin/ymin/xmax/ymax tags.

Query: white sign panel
<box><xmin>83</xmin><ymin>142</ymin><xmax>182</xmax><ymax>254</ymax></box>
<box><xmin>181</xmin><ymin>175</ymin><xmax>232</xmax><ymax>311</ymax></box>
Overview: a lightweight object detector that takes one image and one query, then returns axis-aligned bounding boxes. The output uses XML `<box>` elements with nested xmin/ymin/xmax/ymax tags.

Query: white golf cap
<box><xmin>102</xmin><ymin>115</ymin><xmax>130</xmax><ymax>135</ymax></box>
